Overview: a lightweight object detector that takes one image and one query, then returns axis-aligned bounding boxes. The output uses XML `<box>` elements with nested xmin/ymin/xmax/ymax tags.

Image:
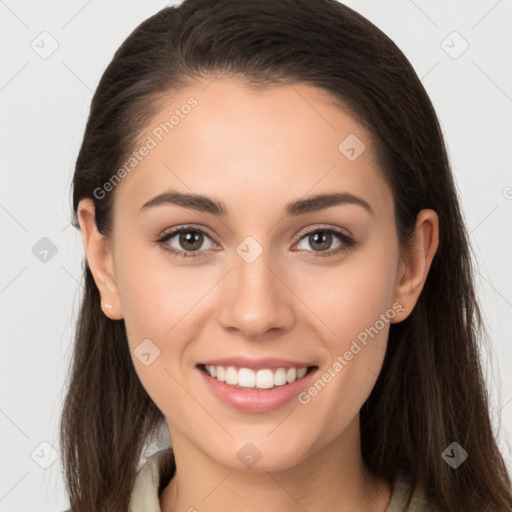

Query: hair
<box><xmin>60</xmin><ymin>0</ymin><xmax>512</xmax><ymax>510</ymax></box>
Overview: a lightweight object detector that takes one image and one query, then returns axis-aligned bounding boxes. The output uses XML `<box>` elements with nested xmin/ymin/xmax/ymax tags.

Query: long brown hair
<box><xmin>60</xmin><ymin>1</ymin><xmax>512</xmax><ymax>510</ymax></box>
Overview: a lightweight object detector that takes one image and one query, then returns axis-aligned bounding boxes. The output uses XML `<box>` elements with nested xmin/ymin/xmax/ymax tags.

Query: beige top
<box><xmin>128</xmin><ymin>448</ymin><xmax>434</xmax><ymax>511</ymax></box>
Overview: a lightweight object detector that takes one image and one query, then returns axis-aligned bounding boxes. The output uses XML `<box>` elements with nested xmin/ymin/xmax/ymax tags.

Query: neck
<box><xmin>159</xmin><ymin>417</ymin><xmax>391</xmax><ymax>512</ymax></box>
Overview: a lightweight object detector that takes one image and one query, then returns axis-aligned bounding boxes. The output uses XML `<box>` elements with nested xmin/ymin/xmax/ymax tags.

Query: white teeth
<box><xmin>204</xmin><ymin>365</ymin><xmax>310</xmax><ymax>389</ymax></box>
<box><xmin>238</xmin><ymin>368</ymin><xmax>255</xmax><ymax>387</ymax></box>
<box><xmin>256</xmin><ymin>369</ymin><xmax>274</xmax><ymax>389</ymax></box>
<box><xmin>286</xmin><ymin>368</ymin><xmax>297</xmax><ymax>383</ymax></box>
<box><xmin>273</xmin><ymin>368</ymin><xmax>287</xmax><ymax>386</ymax></box>
<box><xmin>225</xmin><ymin>366</ymin><xmax>238</xmax><ymax>385</ymax></box>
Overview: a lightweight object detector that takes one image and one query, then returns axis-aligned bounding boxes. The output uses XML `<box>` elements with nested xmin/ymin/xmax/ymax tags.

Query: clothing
<box><xmin>128</xmin><ymin>447</ymin><xmax>434</xmax><ymax>511</ymax></box>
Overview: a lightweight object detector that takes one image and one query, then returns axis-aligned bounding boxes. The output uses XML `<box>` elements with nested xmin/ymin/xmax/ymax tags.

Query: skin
<box><xmin>78</xmin><ymin>77</ymin><xmax>439</xmax><ymax>512</ymax></box>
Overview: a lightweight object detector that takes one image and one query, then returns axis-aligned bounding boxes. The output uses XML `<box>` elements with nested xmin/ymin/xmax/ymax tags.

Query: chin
<box><xmin>206</xmin><ymin>437</ymin><xmax>310</xmax><ymax>474</ymax></box>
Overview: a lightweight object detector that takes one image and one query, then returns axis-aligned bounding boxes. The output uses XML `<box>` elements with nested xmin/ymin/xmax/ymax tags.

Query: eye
<box><xmin>292</xmin><ymin>227</ymin><xmax>355</xmax><ymax>257</ymax></box>
<box><xmin>156</xmin><ymin>225</ymin><xmax>356</xmax><ymax>259</ymax></box>
<box><xmin>157</xmin><ymin>226</ymin><xmax>219</xmax><ymax>258</ymax></box>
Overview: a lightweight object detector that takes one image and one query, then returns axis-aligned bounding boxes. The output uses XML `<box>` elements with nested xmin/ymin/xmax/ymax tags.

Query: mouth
<box><xmin>197</xmin><ymin>363</ymin><xmax>318</xmax><ymax>391</ymax></box>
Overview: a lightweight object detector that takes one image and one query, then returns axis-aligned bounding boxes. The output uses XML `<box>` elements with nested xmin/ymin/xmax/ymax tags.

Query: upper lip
<box><xmin>198</xmin><ymin>357</ymin><xmax>317</xmax><ymax>371</ymax></box>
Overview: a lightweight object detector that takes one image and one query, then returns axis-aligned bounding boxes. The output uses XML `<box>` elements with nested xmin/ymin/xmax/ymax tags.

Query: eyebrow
<box><xmin>138</xmin><ymin>190</ymin><xmax>374</xmax><ymax>218</ymax></box>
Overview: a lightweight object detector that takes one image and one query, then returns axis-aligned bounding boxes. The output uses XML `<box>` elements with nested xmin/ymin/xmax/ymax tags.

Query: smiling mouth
<box><xmin>197</xmin><ymin>363</ymin><xmax>318</xmax><ymax>390</ymax></box>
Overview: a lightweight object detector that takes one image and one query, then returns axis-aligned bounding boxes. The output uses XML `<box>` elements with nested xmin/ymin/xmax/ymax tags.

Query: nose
<box><xmin>217</xmin><ymin>250</ymin><xmax>295</xmax><ymax>339</ymax></box>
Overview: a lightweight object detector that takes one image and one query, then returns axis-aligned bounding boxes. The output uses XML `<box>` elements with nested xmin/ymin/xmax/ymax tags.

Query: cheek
<box><xmin>114</xmin><ymin>237</ymin><xmax>205</xmax><ymax>344</ymax></box>
<box><xmin>112</xmin><ymin>243</ymin><xmax>199</xmax><ymax>418</ymax></box>
<box><xmin>292</xmin><ymin>239</ymin><xmax>399</xmax><ymax>415</ymax></box>
<box><xmin>112</xmin><ymin>239</ymin><xmax>216</xmax><ymax>406</ymax></box>
<box><xmin>295</xmin><ymin>237</ymin><xmax>399</xmax><ymax>346</ymax></box>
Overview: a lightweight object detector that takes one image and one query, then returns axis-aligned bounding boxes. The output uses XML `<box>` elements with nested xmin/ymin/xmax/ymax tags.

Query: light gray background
<box><xmin>1</xmin><ymin>1</ymin><xmax>511</xmax><ymax>510</ymax></box>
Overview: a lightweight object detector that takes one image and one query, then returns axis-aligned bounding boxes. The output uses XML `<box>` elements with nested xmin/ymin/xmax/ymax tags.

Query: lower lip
<box><xmin>197</xmin><ymin>365</ymin><xmax>318</xmax><ymax>413</ymax></box>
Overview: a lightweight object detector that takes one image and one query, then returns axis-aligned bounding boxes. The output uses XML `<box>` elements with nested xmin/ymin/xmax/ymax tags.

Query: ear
<box><xmin>391</xmin><ymin>209</ymin><xmax>439</xmax><ymax>323</ymax></box>
<box><xmin>77</xmin><ymin>198</ymin><xmax>123</xmax><ymax>320</ymax></box>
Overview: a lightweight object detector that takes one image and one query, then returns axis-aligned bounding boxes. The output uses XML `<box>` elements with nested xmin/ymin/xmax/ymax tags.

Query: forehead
<box><xmin>113</xmin><ymin>77</ymin><xmax>392</xmax><ymax>220</ymax></box>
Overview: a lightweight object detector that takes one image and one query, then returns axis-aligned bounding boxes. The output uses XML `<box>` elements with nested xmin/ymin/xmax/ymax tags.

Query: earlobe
<box><xmin>77</xmin><ymin>198</ymin><xmax>123</xmax><ymax>320</ymax></box>
<box><xmin>391</xmin><ymin>209</ymin><xmax>439</xmax><ymax>323</ymax></box>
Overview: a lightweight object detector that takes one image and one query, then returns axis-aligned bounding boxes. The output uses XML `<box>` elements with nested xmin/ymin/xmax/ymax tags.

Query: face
<box><xmin>84</xmin><ymin>77</ymin><xmax>420</xmax><ymax>472</ymax></box>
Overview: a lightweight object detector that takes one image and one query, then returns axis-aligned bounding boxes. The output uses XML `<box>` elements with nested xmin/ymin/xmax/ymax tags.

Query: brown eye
<box><xmin>157</xmin><ymin>226</ymin><xmax>217</xmax><ymax>257</ymax></box>
<box><xmin>176</xmin><ymin>231</ymin><xmax>205</xmax><ymax>251</ymax></box>
<box><xmin>294</xmin><ymin>228</ymin><xmax>355</xmax><ymax>255</ymax></box>
<box><xmin>306</xmin><ymin>231</ymin><xmax>334</xmax><ymax>251</ymax></box>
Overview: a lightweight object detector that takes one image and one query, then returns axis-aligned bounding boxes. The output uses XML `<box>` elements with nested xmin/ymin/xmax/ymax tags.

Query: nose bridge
<box><xmin>217</xmin><ymin>241</ymin><xmax>294</xmax><ymax>337</ymax></box>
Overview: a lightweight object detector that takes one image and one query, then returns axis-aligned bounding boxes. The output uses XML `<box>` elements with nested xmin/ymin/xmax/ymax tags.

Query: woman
<box><xmin>60</xmin><ymin>0</ymin><xmax>512</xmax><ymax>511</ymax></box>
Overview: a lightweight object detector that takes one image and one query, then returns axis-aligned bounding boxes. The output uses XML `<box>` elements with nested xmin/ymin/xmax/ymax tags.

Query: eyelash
<box><xmin>156</xmin><ymin>224</ymin><xmax>356</xmax><ymax>259</ymax></box>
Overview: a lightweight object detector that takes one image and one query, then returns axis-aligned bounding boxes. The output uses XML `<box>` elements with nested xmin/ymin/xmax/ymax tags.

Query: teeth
<box><xmin>225</xmin><ymin>366</ymin><xmax>238</xmax><ymax>385</ymax></box>
<box><xmin>204</xmin><ymin>365</ymin><xmax>310</xmax><ymax>389</ymax></box>
<box><xmin>286</xmin><ymin>368</ymin><xmax>297</xmax><ymax>383</ymax></box>
<box><xmin>239</xmin><ymin>367</ymin><xmax>256</xmax><ymax>387</ymax></box>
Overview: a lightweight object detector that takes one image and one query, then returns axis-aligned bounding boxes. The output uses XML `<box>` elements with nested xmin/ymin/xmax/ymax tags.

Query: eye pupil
<box><xmin>310</xmin><ymin>231</ymin><xmax>332</xmax><ymax>251</ymax></box>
